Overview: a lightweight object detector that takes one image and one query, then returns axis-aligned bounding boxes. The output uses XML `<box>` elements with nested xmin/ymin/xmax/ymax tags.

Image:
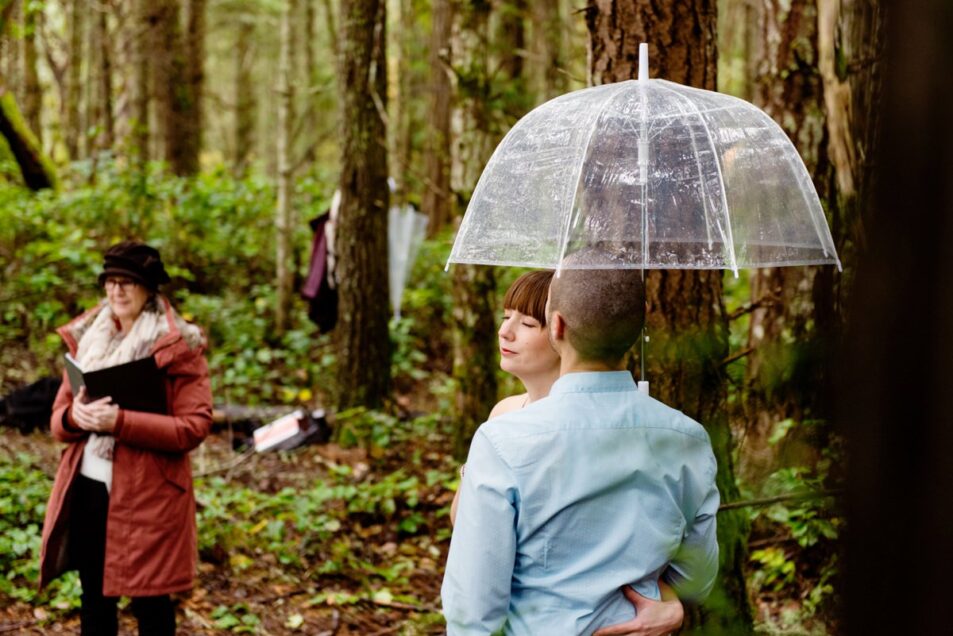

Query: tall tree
<box><xmin>817</xmin><ymin>0</ymin><xmax>883</xmax><ymax>285</ymax></box>
<box><xmin>421</xmin><ymin>0</ymin><xmax>452</xmax><ymax>234</ymax></box>
<box><xmin>182</xmin><ymin>0</ymin><xmax>206</xmax><ymax>170</ymax></box>
<box><xmin>335</xmin><ymin>0</ymin><xmax>391</xmax><ymax>409</ymax></box>
<box><xmin>233</xmin><ymin>14</ymin><xmax>256</xmax><ymax>176</ymax></box>
<box><xmin>742</xmin><ymin>0</ymin><xmax>883</xmax><ymax>487</ymax></box>
<box><xmin>63</xmin><ymin>0</ymin><xmax>83</xmax><ymax>159</ymax></box>
<box><xmin>742</xmin><ymin>0</ymin><xmax>832</xmax><ymax>483</ymax></box>
<box><xmin>527</xmin><ymin>0</ymin><xmax>566</xmax><ymax>101</ymax></box>
<box><xmin>841</xmin><ymin>1</ymin><xmax>951</xmax><ymax>633</ymax></box>
<box><xmin>275</xmin><ymin>0</ymin><xmax>297</xmax><ymax>335</ymax></box>
<box><xmin>151</xmin><ymin>0</ymin><xmax>199</xmax><ymax>175</ymax></box>
<box><xmin>586</xmin><ymin>3</ymin><xmax>752</xmax><ymax>634</ymax></box>
<box><xmin>87</xmin><ymin>2</ymin><xmax>114</xmax><ymax>155</ymax></box>
<box><xmin>390</xmin><ymin>0</ymin><xmax>413</xmax><ymax>206</ymax></box>
<box><xmin>2</xmin><ymin>0</ymin><xmax>20</xmax><ymax>101</ymax></box>
<box><xmin>131</xmin><ymin>0</ymin><xmax>151</xmax><ymax>162</ymax></box>
<box><xmin>448</xmin><ymin>0</ymin><xmax>499</xmax><ymax>458</ymax></box>
<box><xmin>20</xmin><ymin>0</ymin><xmax>40</xmax><ymax>141</ymax></box>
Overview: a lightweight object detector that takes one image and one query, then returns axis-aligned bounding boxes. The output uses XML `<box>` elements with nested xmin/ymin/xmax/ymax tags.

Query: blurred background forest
<box><xmin>0</xmin><ymin>0</ymin><xmax>885</xmax><ymax>634</ymax></box>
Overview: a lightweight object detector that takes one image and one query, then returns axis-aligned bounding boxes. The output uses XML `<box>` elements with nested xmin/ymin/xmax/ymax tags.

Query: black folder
<box><xmin>64</xmin><ymin>354</ymin><xmax>167</xmax><ymax>414</ymax></box>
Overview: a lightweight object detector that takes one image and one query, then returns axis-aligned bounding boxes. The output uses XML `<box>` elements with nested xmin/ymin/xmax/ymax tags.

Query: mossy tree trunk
<box><xmin>586</xmin><ymin>2</ymin><xmax>753</xmax><ymax>634</ymax></box>
<box><xmin>1</xmin><ymin>2</ymin><xmax>57</xmax><ymax>191</ymax></box>
<box><xmin>0</xmin><ymin>91</ymin><xmax>58</xmax><ymax>190</ymax></box>
<box><xmin>21</xmin><ymin>0</ymin><xmax>40</xmax><ymax>142</ymax></box>
<box><xmin>335</xmin><ymin>0</ymin><xmax>391</xmax><ymax>410</ymax></box>
<box><xmin>449</xmin><ymin>0</ymin><xmax>498</xmax><ymax>459</ymax></box>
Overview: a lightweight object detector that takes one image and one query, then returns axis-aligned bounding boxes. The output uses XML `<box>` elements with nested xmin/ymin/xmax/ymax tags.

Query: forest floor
<box><xmin>0</xmin><ymin>419</ymin><xmax>837</xmax><ymax>636</ymax></box>
<box><xmin>0</xmin><ymin>421</ymin><xmax>453</xmax><ymax>635</ymax></box>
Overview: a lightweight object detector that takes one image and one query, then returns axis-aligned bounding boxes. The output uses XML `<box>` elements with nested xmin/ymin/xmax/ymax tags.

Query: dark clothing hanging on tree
<box><xmin>302</xmin><ymin>212</ymin><xmax>338</xmax><ymax>333</ymax></box>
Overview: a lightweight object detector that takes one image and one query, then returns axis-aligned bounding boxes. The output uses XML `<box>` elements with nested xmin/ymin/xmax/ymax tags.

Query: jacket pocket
<box><xmin>153</xmin><ymin>453</ymin><xmax>191</xmax><ymax>492</ymax></box>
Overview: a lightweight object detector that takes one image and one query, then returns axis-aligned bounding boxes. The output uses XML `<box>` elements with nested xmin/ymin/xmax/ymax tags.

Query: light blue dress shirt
<box><xmin>441</xmin><ymin>371</ymin><xmax>720</xmax><ymax>635</ymax></box>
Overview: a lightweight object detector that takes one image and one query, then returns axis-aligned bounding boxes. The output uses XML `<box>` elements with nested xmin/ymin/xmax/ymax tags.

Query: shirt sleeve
<box><xmin>663</xmin><ymin>451</ymin><xmax>720</xmax><ymax>602</ymax></box>
<box><xmin>441</xmin><ymin>428</ymin><xmax>519</xmax><ymax>635</ymax></box>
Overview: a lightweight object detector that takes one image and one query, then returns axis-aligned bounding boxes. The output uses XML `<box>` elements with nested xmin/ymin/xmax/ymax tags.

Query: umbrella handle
<box><xmin>638</xmin><ymin>381</ymin><xmax>650</xmax><ymax>396</ymax></box>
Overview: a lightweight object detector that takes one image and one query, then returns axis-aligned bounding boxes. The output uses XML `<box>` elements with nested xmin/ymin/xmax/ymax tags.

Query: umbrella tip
<box><xmin>639</xmin><ymin>43</ymin><xmax>649</xmax><ymax>82</ymax></box>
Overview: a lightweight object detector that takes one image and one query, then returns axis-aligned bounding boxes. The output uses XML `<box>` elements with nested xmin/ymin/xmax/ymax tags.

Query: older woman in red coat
<box><xmin>39</xmin><ymin>241</ymin><xmax>213</xmax><ymax>636</ymax></box>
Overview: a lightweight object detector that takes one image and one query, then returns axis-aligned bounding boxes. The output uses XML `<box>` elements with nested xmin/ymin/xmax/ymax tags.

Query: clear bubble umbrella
<box><xmin>447</xmin><ymin>44</ymin><xmax>841</xmax><ymax>277</ymax></box>
<box><xmin>446</xmin><ymin>44</ymin><xmax>840</xmax><ymax>394</ymax></box>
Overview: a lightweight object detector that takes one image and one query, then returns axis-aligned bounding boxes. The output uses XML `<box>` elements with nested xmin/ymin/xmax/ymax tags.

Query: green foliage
<box><xmin>195</xmin><ymin>451</ymin><xmax>444</xmax><ymax>580</ymax></box>
<box><xmin>211</xmin><ymin>602</ymin><xmax>261</xmax><ymax>632</ymax></box>
<box><xmin>0</xmin><ymin>163</ymin><xmax>325</xmax><ymax>403</ymax></box>
<box><xmin>746</xmin><ymin>441</ymin><xmax>843</xmax><ymax>622</ymax></box>
<box><xmin>181</xmin><ymin>287</ymin><xmax>333</xmax><ymax>405</ymax></box>
<box><xmin>0</xmin><ymin>453</ymin><xmax>80</xmax><ymax>611</ymax></box>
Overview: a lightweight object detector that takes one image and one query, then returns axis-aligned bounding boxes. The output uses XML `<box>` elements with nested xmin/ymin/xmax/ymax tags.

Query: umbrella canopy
<box><xmin>447</xmin><ymin>48</ymin><xmax>840</xmax><ymax>275</ymax></box>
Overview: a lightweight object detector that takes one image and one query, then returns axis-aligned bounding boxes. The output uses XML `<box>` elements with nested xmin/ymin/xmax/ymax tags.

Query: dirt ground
<box><xmin>0</xmin><ymin>426</ymin><xmax>449</xmax><ymax>635</ymax></box>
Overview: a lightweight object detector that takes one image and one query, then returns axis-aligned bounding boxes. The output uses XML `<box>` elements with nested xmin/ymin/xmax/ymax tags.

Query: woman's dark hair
<box><xmin>502</xmin><ymin>270</ymin><xmax>554</xmax><ymax>326</ymax></box>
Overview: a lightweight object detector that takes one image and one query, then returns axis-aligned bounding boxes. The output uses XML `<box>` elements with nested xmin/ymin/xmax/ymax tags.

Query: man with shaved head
<box><xmin>442</xmin><ymin>253</ymin><xmax>720</xmax><ymax>635</ymax></box>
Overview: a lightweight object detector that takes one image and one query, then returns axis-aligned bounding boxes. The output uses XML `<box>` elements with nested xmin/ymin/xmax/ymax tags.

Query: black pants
<box><xmin>70</xmin><ymin>474</ymin><xmax>176</xmax><ymax>636</ymax></box>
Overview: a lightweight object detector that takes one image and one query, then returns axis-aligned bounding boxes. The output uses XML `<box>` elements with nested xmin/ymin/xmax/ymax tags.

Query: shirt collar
<box><xmin>549</xmin><ymin>370</ymin><xmax>636</xmax><ymax>395</ymax></box>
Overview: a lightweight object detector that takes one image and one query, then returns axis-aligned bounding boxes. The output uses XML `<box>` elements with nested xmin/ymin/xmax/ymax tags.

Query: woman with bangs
<box><xmin>451</xmin><ymin>270</ymin><xmax>558</xmax><ymax>527</ymax></box>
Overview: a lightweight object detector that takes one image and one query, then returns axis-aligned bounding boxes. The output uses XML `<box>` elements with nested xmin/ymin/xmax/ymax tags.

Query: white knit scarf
<box><xmin>75</xmin><ymin>300</ymin><xmax>168</xmax><ymax>460</ymax></box>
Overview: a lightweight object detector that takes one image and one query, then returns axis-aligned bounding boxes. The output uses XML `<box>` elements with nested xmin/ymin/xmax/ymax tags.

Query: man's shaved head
<box><xmin>547</xmin><ymin>254</ymin><xmax>645</xmax><ymax>365</ymax></box>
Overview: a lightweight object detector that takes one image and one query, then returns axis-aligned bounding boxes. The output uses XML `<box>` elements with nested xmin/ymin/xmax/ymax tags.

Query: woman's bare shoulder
<box><xmin>489</xmin><ymin>393</ymin><xmax>528</xmax><ymax>419</ymax></box>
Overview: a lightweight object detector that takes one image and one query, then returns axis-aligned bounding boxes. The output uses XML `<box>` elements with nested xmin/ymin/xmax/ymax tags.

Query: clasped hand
<box><xmin>71</xmin><ymin>387</ymin><xmax>118</xmax><ymax>433</ymax></box>
<box><xmin>592</xmin><ymin>586</ymin><xmax>685</xmax><ymax>636</ymax></box>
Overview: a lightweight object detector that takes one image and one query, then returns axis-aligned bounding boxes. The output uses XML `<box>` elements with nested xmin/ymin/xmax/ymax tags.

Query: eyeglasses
<box><xmin>103</xmin><ymin>277</ymin><xmax>139</xmax><ymax>291</ymax></box>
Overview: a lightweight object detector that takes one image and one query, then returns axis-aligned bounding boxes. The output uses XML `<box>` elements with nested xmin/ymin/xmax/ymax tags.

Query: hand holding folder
<box><xmin>64</xmin><ymin>354</ymin><xmax>167</xmax><ymax>414</ymax></box>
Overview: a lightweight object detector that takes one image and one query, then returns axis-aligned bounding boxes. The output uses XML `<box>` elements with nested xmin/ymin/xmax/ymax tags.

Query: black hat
<box><xmin>98</xmin><ymin>241</ymin><xmax>171</xmax><ymax>291</ymax></box>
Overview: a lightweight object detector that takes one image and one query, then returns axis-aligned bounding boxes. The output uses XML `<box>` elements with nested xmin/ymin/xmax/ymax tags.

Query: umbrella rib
<box><xmin>655</xmin><ymin>83</ymin><xmax>739</xmax><ymax>276</ymax></box>
<box><xmin>554</xmin><ymin>83</ymin><xmax>626</xmax><ymax>276</ymax></box>
<box><xmin>655</xmin><ymin>85</ymin><xmax>715</xmax><ymax>250</ymax></box>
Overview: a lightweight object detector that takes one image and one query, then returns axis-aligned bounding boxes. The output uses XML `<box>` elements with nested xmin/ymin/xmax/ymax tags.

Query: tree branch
<box><xmin>718</xmin><ymin>489</ymin><xmax>842</xmax><ymax>512</ymax></box>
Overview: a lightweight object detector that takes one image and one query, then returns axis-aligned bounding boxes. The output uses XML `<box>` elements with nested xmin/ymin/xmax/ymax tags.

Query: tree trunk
<box><xmin>449</xmin><ymin>0</ymin><xmax>498</xmax><ymax>459</ymax></box>
<box><xmin>300</xmin><ymin>0</ymin><xmax>316</xmax><ymax>170</ymax></box>
<box><xmin>151</xmin><ymin>0</ymin><xmax>198</xmax><ymax>175</ymax></box>
<box><xmin>335</xmin><ymin>0</ymin><xmax>391</xmax><ymax>409</ymax></box>
<box><xmin>817</xmin><ymin>0</ymin><xmax>884</xmax><ymax>293</ymax></box>
<box><xmin>497</xmin><ymin>0</ymin><xmax>525</xmax><ymax>81</ymax></box>
<box><xmin>181</xmin><ymin>0</ymin><xmax>206</xmax><ymax>172</ymax></box>
<box><xmin>421</xmin><ymin>0</ymin><xmax>452</xmax><ymax>235</ymax></box>
<box><xmin>390</xmin><ymin>0</ymin><xmax>413</xmax><ymax>207</ymax></box>
<box><xmin>586</xmin><ymin>2</ymin><xmax>752</xmax><ymax>634</ymax></box>
<box><xmin>233</xmin><ymin>16</ymin><xmax>255</xmax><ymax>176</ymax></box>
<box><xmin>275</xmin><ymin>0</ymin><xmax>297</xmax><ymax>335</ymax></box>
<box><xmin>65</xmin><ymin>0</ymin><xmax>83</xmax><ymax>159</ymax></box>
<box><xmin>840</xmin><ymin>1</ymin><xmax>950</xmax><ymax>632</ymax></box>
<box><xmin>0</xmin><ymin>89</ymin><xmax>58</xmax><ymax>190</ymax></box>
<box><xmin>93</xmin><ymin>4</ymin><xmax>114</xmax><ymax>152</ymax></box>
<box><xmin>742</xmin><ymin>0</ymin><xmax>833</xmax><ymax>485</ymax></box>
<box><xmin>3</xmin><ymin>0</ymin><xmax>20</xmax><ymax>103</ymax></box>
<box><xmin>528</xmin><ymin>0</ymin><xmax>566</xmax><ymax>100</ymax></box>
<box><xmin>319</xmin><ymin>0</ymin><xmax>338</xmax><ymax>59</ymax></box>
<box><xmin>131</xmin><ymin>0</ymin><xmax>151</xmax><ymax>163</ymax></box>
<box><xmin>496</xmin><ymin>0</ymin><xmax>531</xmax><ymax>118</ymax></box>
<box><xmin>21</xmin><ymin>0</ymin><xmax>40</xmax><ymax>143</ymax></box>
<box><xmin>0</xmin><ymin>1</ymin><xmax>14</xmax><ymax>81</ymax></box>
